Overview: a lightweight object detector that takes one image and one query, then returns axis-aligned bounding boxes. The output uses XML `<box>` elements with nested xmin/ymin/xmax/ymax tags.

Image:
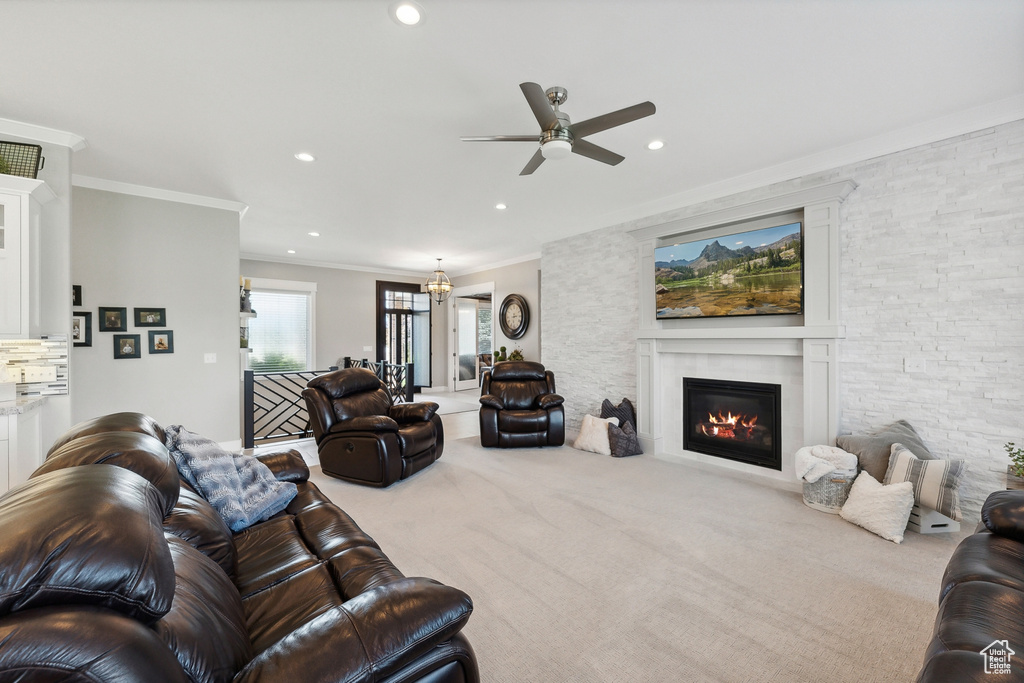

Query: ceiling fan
<box><xmin>461</xmin><ymin>82</ymin><xmax>656</xmax><ymax>176</ymax></box>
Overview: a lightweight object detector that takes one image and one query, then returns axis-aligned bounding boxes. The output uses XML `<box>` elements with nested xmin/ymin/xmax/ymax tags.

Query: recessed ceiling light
<box><xmin>287</xmin><ymin>249</ymin><xmax>296</xmax><ymax>254</ymax></box>
<box><xmin>308</xmin><ymin>231</ymin><xmax>320</xmax><ymax>237</ymax></box>
<box><xmin>390</xmin><ymin>1</ymin><xmax>424</xmax><ymax>26</ymax></box>
<box><xmin>294</xmin><ymin>152</ymin><xmax>316</xmax><ymax>162</ymax></box>
<box><xmin>647</xmin><ymin>140</ymin><xmax>665</xmax><ymax>151</ymax></box>
<box><xmin>495</xmin><ymin>203</ymin><xmax>507</xmax><ymax>210</ymax></box>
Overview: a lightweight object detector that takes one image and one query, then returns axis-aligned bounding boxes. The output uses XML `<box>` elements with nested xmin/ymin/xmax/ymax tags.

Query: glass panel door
<box><xmin>454</xmin><ymin>297</ymin><xmax>478</xmax><ymax>391</ymax></box>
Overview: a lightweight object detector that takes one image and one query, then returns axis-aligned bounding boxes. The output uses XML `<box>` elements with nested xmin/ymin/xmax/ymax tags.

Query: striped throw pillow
<box><xmin>883</xmin><ymin>443</ymin><xmax>967</xmax><ymax>521</ymax></box>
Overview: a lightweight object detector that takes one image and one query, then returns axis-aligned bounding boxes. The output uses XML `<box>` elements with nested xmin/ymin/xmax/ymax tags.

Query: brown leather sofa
<box><xmin>916</xmin><ymin>489</ymin><xmax>1024</xmax><ymax>682</ymax></box>
<box><xmin>0</xmin><ymin>412</ymin><xmax>478</xmax><ymax>683</ymax></box>
<box><xmin>479</xmin><ymin>361</ymin><xmax>565</xmax><ymax>448</ymax></box>
<box><xmin>302</xmin><ymin>368</ymin><xmax>444</xmax><ymax>487</ymax></box>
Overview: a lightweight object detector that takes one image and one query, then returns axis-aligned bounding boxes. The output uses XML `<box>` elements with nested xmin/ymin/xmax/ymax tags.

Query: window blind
<box><xmin>247</xmin><ymin>290</ymin><xmax>311</xmax><ymax>373</ymax></box>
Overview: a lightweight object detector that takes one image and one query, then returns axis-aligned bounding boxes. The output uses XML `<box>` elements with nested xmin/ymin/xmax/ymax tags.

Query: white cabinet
<box><xmin>0</xmin><ymin>177</ymin><xmax>55</xmax><ymax>339</ymax></box>
<box><xmin>0</xmin><ymin>398</ymin><xmax>44</xmax><ymax>493</ymax></box>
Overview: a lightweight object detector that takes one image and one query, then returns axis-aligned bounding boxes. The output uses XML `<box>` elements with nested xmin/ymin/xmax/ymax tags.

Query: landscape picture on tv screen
<box><xmin>655</xmin><ymin>222</ymin><xmax>802</xmax><ymax>319</ymax></box>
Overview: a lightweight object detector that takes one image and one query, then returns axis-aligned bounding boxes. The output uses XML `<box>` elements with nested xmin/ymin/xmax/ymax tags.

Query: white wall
<box><xmin>542</xmin><ymin>119</ymin><xmax>1024</xmax><ymax>516</ymax></box>
<box><xmin>71</xmin><ymin>188</ymin><xmax>241</xmax><ymax>441</ymax></box>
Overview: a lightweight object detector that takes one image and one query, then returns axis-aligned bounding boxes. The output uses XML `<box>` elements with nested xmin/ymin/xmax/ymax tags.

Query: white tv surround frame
<box><xmin>629</xmin><ymin>180</ymin><xmax>857</xmax><ymax>487</ymax></box>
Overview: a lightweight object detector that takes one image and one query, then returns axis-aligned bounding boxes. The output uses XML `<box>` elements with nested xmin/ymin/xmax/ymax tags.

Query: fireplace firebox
<box><xmin>683</xmin><ymin>377</ymin><xmax>782</xmax><ymax>470</ymax></box>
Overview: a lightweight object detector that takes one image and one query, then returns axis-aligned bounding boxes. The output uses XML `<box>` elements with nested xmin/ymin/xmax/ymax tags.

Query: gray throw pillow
<box><xmin>609</xmin><ymin>421</ymin><xmax>643</xmax><ymax>457</ymax></box>
<box><xmin>601</xmin><ymin>398</ymin><xmax>637</xmax><ymax>431</ymax></box>
<box><xmin>837</xmin><ymin>419</ymin><xmax>935</xmax><ymax>482</ymax></box>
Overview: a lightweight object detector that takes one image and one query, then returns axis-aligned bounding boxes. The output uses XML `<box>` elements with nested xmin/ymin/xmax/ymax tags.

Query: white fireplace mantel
<box><xmin>629</xmin><ymin>180</ymin><xmax>856</xmax><ymax>487</ymax></box>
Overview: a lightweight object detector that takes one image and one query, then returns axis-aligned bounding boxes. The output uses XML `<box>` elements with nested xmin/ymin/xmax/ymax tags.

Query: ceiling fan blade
<box><xmin>572</xmin><ymin>139</ymin><xmax>625</xmax><ymax>166</ymax></box>
<box><xmin>520</xmin><ymin>82</ymin><xmax>560</xmax><ymax>131</ymax></box>
<box><xmin>569</xmin><ymin>101</ymin><xmax>656</xmax><ymax>139</ymax></box>
<box><xmin>460</xmin><ymin>135</ymin><xmax>538</xmax><ymax>142</ymax></box>
<box><xmin>519</xmin><ymin>149</ymin><xmax>546</xmax><ymax>176</ymax></box>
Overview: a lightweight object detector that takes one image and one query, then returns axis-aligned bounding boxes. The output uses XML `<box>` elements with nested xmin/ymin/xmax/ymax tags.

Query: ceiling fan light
<box><xmin>541</xmin><ymin>138</ymin><xmax>572</xmax><ymax>160</ymax></box>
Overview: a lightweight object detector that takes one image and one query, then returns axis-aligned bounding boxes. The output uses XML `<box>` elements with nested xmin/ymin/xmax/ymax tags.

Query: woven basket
<box><xmin>0</xmin><ymin>141</ymin><xmax>44</xmax><ymax>179</ymax></box>
<box><xmin>802</xmin><ymin>468</ymin><xmax>858</xmax><ymax>514</ymax></box>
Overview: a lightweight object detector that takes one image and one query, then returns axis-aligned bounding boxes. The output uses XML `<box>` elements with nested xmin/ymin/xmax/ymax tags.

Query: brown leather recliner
<box><xmin>302</xmin><ymin>368</ymin><xmax>444</xmax><ymax>487</ymax></box>
<box><xmin>479</xmin><ymin>361</ymin><xmax>565</xmax><ymax>448</ymax></box>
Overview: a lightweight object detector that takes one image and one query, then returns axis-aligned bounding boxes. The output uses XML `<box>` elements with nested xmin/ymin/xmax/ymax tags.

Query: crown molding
<box><xmin>450</xmin><ymin>251</ymin><xmax>541</xmax><ymax>277</ymax></box>
<box><xmin>597</xmin><ymin>94</ymin><xmax>1024</xmax><ymax>231</ymax></box>
<box><xmin>0</xmin><ymin>175</ymin><xmax>57</xmax><ymax>204</ymax></box>
<box><xmin>72</xmin><ymin>175</ymin><xmax>248</xmax><ymax>215</ymax></box>
<box><xmin>239</xmin><ymin>250</ymin><xmax>541</xmax><ymax>278</ymax></box>
<box><xmin>0</xmin><ymin>118</ymin><xmax>86</xmax><ymax>151</ymax></box>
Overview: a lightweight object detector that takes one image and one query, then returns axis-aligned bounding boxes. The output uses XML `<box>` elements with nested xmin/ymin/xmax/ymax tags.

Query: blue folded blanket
<box><xmin>164</xmin><ymin>425</ymin><xmax>298</xmax><ymax>532</ymax></box>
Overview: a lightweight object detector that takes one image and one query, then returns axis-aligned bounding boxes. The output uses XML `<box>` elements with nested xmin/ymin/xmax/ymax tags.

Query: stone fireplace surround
<box><xmin>630</xmin><ymin>181</ymin><xmax>857</xmax><ymax>490</ymax></box>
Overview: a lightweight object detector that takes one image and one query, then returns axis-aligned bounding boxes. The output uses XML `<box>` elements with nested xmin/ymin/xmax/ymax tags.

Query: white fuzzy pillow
<box><xmin>572</xmin><ymin>414</ymin><xmax>619</xmax><ymax>455</ymax></box>
<box><xmin>840</xmin><ymin>471</ymin><xmax>915</xmax><ymax>544</ymax></box>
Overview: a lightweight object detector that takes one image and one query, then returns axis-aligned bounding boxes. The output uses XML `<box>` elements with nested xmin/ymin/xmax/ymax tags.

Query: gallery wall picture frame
<box><xmin>148</xmin><ymin>330</ymin><xmax>174</xmax><ymax>354</ymax></box>
<box><xmin>72</xmin><ymin>285</ymin><xmax>82</xmax><ymax>307</ymax></box>
<box><xmin>134</xmin><ymin>308</ymin><xmax>166</xmax><ymax>327</ymax></box>
<box><xmin>99</xmin><ymin>307</ymin><xmax>127</xmax><ymax>332</ymax></box>
<box><xmin>113</xmin><ymin>334</ymin><xmax>141</xmax><ymax>359</ymax></box>
<box><xmin>72</xmin><ymin>311</ymin><xmax>92</xmax><ymax>347</ymax></box>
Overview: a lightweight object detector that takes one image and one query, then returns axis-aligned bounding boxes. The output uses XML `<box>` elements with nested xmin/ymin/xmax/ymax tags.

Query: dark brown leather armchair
<box><xmin>302</xmin><ymin>368</ymin><xmax>444</xmax><ymax>487</ymax></box>
<box><xmin>479</xmin><ymin>361</ymin><xmax>565</xmax><ymax>448</ymax></box>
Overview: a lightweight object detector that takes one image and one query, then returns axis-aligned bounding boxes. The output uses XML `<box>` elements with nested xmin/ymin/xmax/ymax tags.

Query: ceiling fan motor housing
<box><xmin>540</xmin><ymin>129</ymin><xmax>574</xmax><ymax>159</ymax></box>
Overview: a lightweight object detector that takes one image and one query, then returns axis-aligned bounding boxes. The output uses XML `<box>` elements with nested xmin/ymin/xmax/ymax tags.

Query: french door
<box><xmin>376</xmin><ymin>281</ymin><xmax>430</xmax><ymax>389</ymax></box>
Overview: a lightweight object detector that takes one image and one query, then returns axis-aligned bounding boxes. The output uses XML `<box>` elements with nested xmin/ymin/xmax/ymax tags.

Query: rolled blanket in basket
<box><xmin>795</xmin><ymin>445</ymin><xmax>859</xmax><ymax>483</ymax></box>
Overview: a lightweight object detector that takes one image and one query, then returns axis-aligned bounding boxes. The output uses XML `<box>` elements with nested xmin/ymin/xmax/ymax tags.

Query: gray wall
<box><xmin>453</xmin><ymin>258</ymin><xmax>542</xmax><ymax>365</ymax></box>
<box><xmin>239</xmin><ymin>260</ymin><xmax>448</xmax><ymax>388</ymax></box>
<box><xmin>71</xmin><ymin>188</ymin><xmax>241</xmax><ymax>441</ymax></box>
<box><xmin>542</xmin><ymin>119</ymin><xmax>1024</xmax><ymax>515</ymax></box>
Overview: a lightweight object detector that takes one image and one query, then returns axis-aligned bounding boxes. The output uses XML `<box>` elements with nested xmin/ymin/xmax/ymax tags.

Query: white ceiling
<box><xmin>3</xmin><ymin>0</ymin><xmax>1022</xmax><ymax>276</ymax></box>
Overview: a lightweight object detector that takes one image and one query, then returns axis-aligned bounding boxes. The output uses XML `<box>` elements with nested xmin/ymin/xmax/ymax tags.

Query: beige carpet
<box><xmin>417</xmin><ymin>390</ymin><xmax>480</xmax><ymax>415</ymax></box>
<box><xmin>307</xmin><ymin>433</ymin><xmax>969</xmax><ymax>682</ymax></box>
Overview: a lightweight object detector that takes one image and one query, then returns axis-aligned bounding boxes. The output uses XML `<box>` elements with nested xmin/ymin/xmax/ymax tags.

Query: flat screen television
<box><xmin>655</xmin><ymin>221</ymin><xmax>803</xmax><ymax>319</ymax></box>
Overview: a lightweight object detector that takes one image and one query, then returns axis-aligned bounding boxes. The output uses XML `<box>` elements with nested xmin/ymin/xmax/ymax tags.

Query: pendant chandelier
<box><xmin>425</xmin><ymin>258</ymin><xmax>452</xmax><ymax>305</ymax></box>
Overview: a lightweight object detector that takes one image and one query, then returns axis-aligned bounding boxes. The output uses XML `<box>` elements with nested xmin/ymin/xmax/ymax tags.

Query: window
<box><xmin>246</xmin><ymin>278</ymin><xmax>316</xmax><ymax>373</ymax></box>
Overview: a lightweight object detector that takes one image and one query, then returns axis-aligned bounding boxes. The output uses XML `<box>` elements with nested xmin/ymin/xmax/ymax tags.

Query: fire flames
<box><xmin>700</xmin><ymin>411</ymin><xmax>758</xmax><ymax>440</ymax></box>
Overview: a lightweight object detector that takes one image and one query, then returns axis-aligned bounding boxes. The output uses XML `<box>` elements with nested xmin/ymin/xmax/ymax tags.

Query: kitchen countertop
<box><xmin>0</xmin><ymin>396</ymin><xmax>46</xmax><ymax>416</ymax></box>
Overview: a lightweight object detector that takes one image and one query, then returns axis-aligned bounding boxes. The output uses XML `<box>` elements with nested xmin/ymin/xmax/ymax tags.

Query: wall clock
<box><xmin>499</xmin><ymin>293</ymin><xmax>529</xmax><ymax>340</ymax></box>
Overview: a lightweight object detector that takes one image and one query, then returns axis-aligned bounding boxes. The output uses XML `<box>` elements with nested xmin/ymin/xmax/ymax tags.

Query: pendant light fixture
<box><xmin>425</xmin><ymin>258</ymin><xmax>452</xmax><ymax>305</ymax></box>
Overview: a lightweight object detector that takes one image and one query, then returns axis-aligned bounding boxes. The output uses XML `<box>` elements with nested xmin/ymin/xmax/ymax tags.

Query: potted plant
<box><xmin>1007</xmin><ymin>442</ymin><xmax>1024</xmax><ymax>490</ymax></box>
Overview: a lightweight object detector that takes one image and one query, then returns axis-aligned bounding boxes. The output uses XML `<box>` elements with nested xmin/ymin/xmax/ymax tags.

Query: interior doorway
<box><xmin>450</xmin><ymin>283</ymin><xmax>494</xmax><ymax>392</ymax></box>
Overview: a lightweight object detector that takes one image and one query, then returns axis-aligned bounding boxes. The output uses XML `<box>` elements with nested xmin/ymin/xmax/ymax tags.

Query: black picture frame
<box><xmin>113</xmin><ymin>334</ymin><xmax>141</xmax><ymax>359</ymax></box>
<box><xmin>134</xmin><ymin>308</ymin><xmax>166</xmax><ymax>327</ymax></box>
<box><xmin>99</xmin><ymin>307</ymin><xmax>127</xmax><ymax>332</ymax></box>
<box><xmin>72</xmin><ymin>285</ymin><xmax>82</xmax><ymax>307</ymax></box>
<box><xmin>499</xmin><ymin>293</ymin><xmax>529</xmax><ymax>340</ymax></box>
<box><xmin>148</xmin><ymin>330</ymin><xmax>174</xmax><ymax>354</ymax></box>
<box><xmin>72</xmin><ymin>311</ymin><xmax>92</xmax><ymax>347</ymax></box>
